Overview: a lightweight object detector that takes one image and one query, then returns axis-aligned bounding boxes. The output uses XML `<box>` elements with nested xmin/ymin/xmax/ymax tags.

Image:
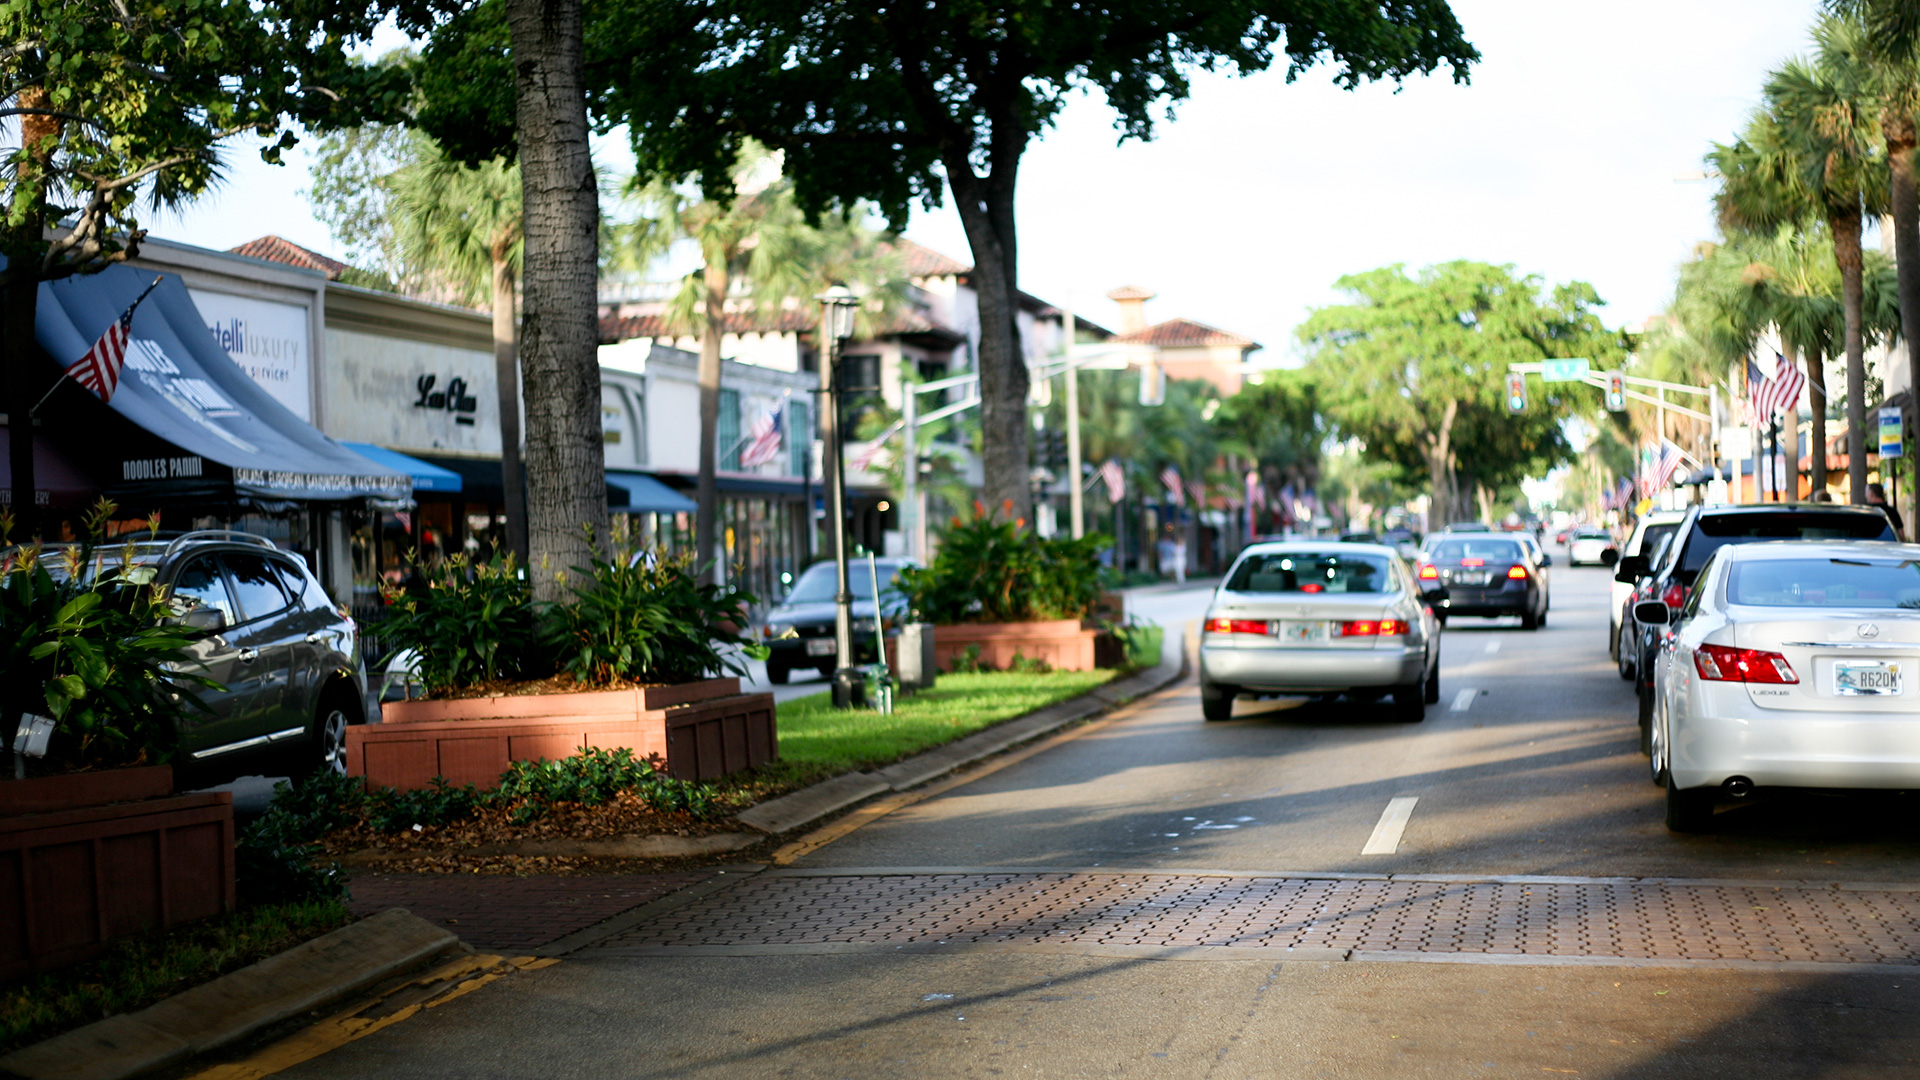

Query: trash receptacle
<box><xmin>898</xmin><ymin>623</ymin><xmax>937</xmax><ymax>690</ymax></box>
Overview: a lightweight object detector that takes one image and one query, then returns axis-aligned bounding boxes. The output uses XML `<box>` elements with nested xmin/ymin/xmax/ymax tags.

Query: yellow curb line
<box><xmin>183</xmin><ymin>954</ymin><xmax>559</xmax><ymax>1080</ymax></box>
<box><xmin>769</xmin><ymin>673</ymin><xmax>1187</xmax><ymax>866</ymax></box>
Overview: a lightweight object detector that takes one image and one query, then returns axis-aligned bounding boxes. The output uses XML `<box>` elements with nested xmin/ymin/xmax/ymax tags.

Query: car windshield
<box><xmin>785</xmin><ymin>563</ymin><xmax>908</xmax><ymax>606</ymax></box>
<box><xmin>1682</xmin><ymin>512</ymin><xmax>1896</xmax><ymax>576</ymax></box>
<box><xmin>1727</xmin><ymin>557</ymin><xmax>1920</xmax><ymax>609</ymax></box>
<box><xmin>1638</xmin><ymin>522</ymin><xmax>1678</xmax><ymax>559</ymax></box>
<box><xmin>1427</xmin><ymin>538</ymin><xmax>1523</xmax><ymax>564</ymax></box>
<box><xmin>1226</xmin><ymin>551</ymin><xmax>1392</xmax><ymax>594</ymax></box>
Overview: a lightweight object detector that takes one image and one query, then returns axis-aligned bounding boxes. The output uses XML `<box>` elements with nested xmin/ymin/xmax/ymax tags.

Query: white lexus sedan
<box><xmin>1199</xmin><ymin>542</ymin><xmax>1442</xmax><ymax>723</ymax></box>
<box><xmin>1643</xmin><ymin>541</ymin><xmax>1920</xmax><ymax>832</ymax></box>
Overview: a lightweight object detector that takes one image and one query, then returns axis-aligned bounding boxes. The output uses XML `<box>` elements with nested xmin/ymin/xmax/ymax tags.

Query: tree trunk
<box><xmin>1806</xmin><ymin>342</ymin><xmax>1829</xmax><ymax>496</ymax></box>
<box><xmin>505</xmin><ymin>0</ymin><xmax>607</xmax><ymax>601</ymax></box>
<box><xmin>490</xmin><ymin>249</ymin><xmax>528</xmax><ymax>566</ymax></box>
<box><xmin>946</xmin><ymin>154</ymin><xmax>1031</xmax><ymax>524</ymax></box>
<box><xmin>1888</xmin><ymin>113</ymin><xmax>1920</xmax><ymax>528</ymax></box>
<box><xmin>695</xmin><ymin>256</ymin><xmax>726</xmax><ymax>584</ymax></box>
<box><xmin>1835</xmin><ymin>211</ymin><xmax>1870</xmax><ymax>504</ymax></box>
<box><xmin>1424</xmin><ymin>399</ymin><xmax>1459</xmax><ymax>526</ymax></box>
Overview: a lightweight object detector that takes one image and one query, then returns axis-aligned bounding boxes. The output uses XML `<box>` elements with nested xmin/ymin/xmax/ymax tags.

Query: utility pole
<box><xmin>1064</xmin><ymin>306</ymin><xmax>1084</xmax><ymax>539</ymax></box>
<box><xmin>817</xmin><ymin>285</ymin><xmax>860</xmax><ymax>709</ymax></box>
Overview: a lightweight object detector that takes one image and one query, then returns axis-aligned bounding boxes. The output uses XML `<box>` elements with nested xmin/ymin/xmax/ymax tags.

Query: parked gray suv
<box><xmin>48</xmin><ymin>531</ymin><xmax>367</xmax><ymax>784</ymax></box>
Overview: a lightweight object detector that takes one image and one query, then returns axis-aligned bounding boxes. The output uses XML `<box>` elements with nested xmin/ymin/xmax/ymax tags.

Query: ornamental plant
<box><xmin>0</xmin><ymin>500</ymin><xmax>213</xmax><ymax>771</ymax></box>
<box><xmin>900</xmin><ymin>502</ymin><xmax>1107</xmax><ymax>625</ymax></box>
<box><xmin>377</xmin><ymin>551</ymin><xmax>541</xmax><ymax>696</ymax></box>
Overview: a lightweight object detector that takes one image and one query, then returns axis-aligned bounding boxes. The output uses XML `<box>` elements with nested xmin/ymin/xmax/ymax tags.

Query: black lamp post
<box><xmin>817</xmin><ymin>284</ymin><xmax>862</xmax><ymax>708</ymax></box>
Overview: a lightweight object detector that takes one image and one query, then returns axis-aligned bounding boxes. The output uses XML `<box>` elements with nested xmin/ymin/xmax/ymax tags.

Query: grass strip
<box><xmin>0</xmin><ymin>900</ymin><xmax>352</xmax><ymax>1054</ymax></box>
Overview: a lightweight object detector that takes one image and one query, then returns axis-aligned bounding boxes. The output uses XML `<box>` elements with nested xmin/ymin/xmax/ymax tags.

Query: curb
<box><xmin>736</xmin><ymin>629</ymin><xmax>1186</xmax><ymax>837</ymax></box>
<box><xmin>0</xmin><ymin>909</ymin><xmax>460</xmax><ymax>1080</ymax></box>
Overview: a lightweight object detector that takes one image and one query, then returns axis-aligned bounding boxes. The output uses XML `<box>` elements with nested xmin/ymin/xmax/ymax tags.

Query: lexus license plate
<box><xmin>1834</xmin><ymin>659</ymin><xmax>1903</xmax><ymax>696</ymax></box>
<box><xmin>806</xmin><ymin>638</ymin><xmax>835</xmax><ymax>656</ymax></box>
<box><xmin>1279</xmin><ymin>621</ymin><xmax>1329</xmax><ymax>644</ymax></box>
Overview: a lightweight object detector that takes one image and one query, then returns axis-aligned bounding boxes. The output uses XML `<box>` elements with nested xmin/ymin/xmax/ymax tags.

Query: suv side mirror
<box><xmin>182</xmin><ymin>606</ymin><xmax>227</xmax><ymax>633</ymax></box>
<box><xmin>1632</xmin><ymin>599</ymin><xmax>1672</xmax><ymax>626</ymax></box>
<box><xmin>1615</xmin><ymin>554</ymin><xmax>1648</xmax><ymax>583</ymax></box>
<box><xmin>1601</xmin><ymin>548</ymin><xmax>1619</xmax><ymax>567</ymax></box>
<box><xmin>1539</xmin><ymin>553</ymin><xmax>1553</xmax><ymax>568</ymax></box>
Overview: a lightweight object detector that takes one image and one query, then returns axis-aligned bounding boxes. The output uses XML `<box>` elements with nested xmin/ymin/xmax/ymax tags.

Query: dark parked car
<box><xmin>38</xmin><ymin>530</ymin><xmax>367</xmax><ymax>785</ymax></box>
<box><xmin>1417</xmin><ymin>532</ymin><xmax>1552</xmax><ymax>629</ymax></box>
<box><xmin>1621</xmin><ymin>503</ymin><xmax>1899</xmax><ymax>750</ymax></box>
<box><xmin>757</xmin><ymin>559</ymin><xmax>914</xmax><ymax>683</ymax></box>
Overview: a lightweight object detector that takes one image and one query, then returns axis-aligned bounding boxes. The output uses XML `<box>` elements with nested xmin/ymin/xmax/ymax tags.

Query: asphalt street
<box><xmin>278</xmin><ymin>560</ymin><xmax>1920</xmax><ymax>1079</ymax></box>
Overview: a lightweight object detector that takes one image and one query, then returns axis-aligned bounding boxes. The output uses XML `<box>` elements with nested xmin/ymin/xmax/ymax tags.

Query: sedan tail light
<box><xmin>1693</xmin><ymin>643</ymin><xmax>1798</xmax><ymax>684</ymax></box>
<box><xmin>1341</xmin><ymin>619</ymin><xmax>1410</xmax><ymax>637</ymax></box>
<box><xmin>1506</xmin><ymin>565</ymin><xmax>1528</xmax><ymax>580</ymax></box>
<box><xmin>1205</xmin><ymin>618</ymin><xmax>1270</xmax><ymax>635</ymax></box>
<box><xmin>1417</xmin><ymin>564</ymin><xmax>1439</xmax><ymax>580</ymax></box>
<box><xmin>1661</xmin><ymin>581</ymin><xmax>1687</xmax><ymax>613</ymax></box>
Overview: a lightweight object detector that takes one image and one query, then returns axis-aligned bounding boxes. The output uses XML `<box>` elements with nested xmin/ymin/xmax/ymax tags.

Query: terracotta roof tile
<box><xmin>1112</xmin><ymin>317</ymin><xmax>1258</xmax><ymax>350</ymax></box>
<box><xmin>227</xmin><ymin>235</ymin><xmax>351</xmax><ymax>280</ymax></box>
<box><xmin>884</xmin><ymin>238</ymin><xmax>971</xmax><ymax>278</ymax></box>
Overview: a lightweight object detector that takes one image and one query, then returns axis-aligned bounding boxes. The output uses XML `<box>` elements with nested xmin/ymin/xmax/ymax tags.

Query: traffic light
<box><xmin>1505</xmin><ymin>371</ymin><xmax>1527</xmax><ymax>414</ymax></box>
<box><xmin>1605</xmin><ymin>371</ymin><xmax>1626</xmax><ymax>412</ymax></box>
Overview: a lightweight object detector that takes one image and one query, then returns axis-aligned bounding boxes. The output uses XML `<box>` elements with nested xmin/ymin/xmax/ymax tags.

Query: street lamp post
<box><xmin>817</xmin><ymin>284</ymin><xmax>862</xmax><ymax>709</ymax></box>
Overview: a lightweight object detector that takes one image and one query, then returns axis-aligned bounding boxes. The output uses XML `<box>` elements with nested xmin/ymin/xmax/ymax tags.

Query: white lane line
<box><xmin>1485</xmin><ymin>640</ymin><xmax>1501</xmax><ymax>655</ymax></box>
<box><xmin>1450</xmin><ymin>688</ymin><xmax>1477</xmax><ymax>712</ymax></box>
<box><xmin>1362</xmin><ymin>797</ymin><xmax>1420</xmax><ymax>855</ymax></box>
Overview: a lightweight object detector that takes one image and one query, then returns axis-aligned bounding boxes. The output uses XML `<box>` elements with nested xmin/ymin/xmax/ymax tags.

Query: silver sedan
<box><xmin>1198</xmin><ymin>542</ymin><xmax>1443</xmax><ymax>722</ymax></box>
<box><xmin>1644</xmin><ymin>540</ymin><xmax>1920</xmax><ymax>832</ymax></box>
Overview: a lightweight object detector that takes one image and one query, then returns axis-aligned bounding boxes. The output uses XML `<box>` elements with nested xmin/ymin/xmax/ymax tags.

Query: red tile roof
<box><xmin>599</xmin><ymin>307</ymin><xmax>962</xmax><ymax>345</ymax></box>
<box><xmin>1112</xmin><ymin>318</ymin><xmax>1258</xmax><ymax>350</ymax></box>
<box><xmin>884</xmin><ymin>238</ymin><xmax>971</xmax><ymax>279</ymax></box>
<box><xmin>227</xmin><ymin>235</ymin><xmax>352</xmax><ymax>280</ymax></box>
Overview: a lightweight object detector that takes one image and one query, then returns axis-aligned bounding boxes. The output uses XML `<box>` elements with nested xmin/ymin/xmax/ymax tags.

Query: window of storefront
<box><xmin>718</xmin><ymin>389</ymin><xmax>741</xmax><ymax>470</ymax></box>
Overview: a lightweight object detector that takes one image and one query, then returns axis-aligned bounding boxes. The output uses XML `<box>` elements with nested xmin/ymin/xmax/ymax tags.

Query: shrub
<box><xmin>235</xmin><ymin>771</ymin><xmax>364</xmax><ymax>904</ymax></box>
<box><xmin>948</xmin><ymin>643</ymin><xmax>987</xmax><ymax>674</ymax></box>
<box><xmin>376</xmin><ymin>552</ymin><xmax>540</xmax><ymax>695</ymax></box>
<box><xmin>901</xmin><ymin>503</ymin><xmax>1106</xmax><ymax>625</ymax></box>
<box><xmin>540</xmin><ymin>537</ymin><xmax>766</xmax><ymax>686</ymax></box>
<box><xmin>1008</xmin><ymin>652</ymin><xmax>1053</xmax><ymax>674</ymax></box>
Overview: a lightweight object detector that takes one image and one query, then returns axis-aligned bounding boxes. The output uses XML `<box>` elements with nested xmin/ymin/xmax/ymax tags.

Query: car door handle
<box><xmin>305</xmin><ymin>632</ymin><xmax>327</xmax><ymax>644</ymax></box>
<box><xmin>237</xmin><ymin>648</ymin><xmax>258</xmax><ymax>663</ymax></box>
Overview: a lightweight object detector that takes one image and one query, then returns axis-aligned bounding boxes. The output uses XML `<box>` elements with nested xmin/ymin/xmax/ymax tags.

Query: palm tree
<box><xmin>386</xmin><ymin>147</ymin><xmax>527</xmax><ymax>561</ymax></box>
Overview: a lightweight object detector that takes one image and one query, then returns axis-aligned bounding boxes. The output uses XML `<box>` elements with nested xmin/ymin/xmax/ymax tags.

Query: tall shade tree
<box><xmin>387</xmin><ymin>147</ymin><xmax>529</xmax><ymax>563</ymax></box>
<box><xmin>595</xmin><ymin>0</ymin><xmax>1477</xmax><ymax>524</ymax></box>
<box><xmin>1</xmin><ymin>0</ymin><xmax>404</xmax><ymax>531</ymax></box>
<box><xmin>1299</xmin><ymin>262</ymin><xmax>1621</xmax><ymax>526</ymax></box>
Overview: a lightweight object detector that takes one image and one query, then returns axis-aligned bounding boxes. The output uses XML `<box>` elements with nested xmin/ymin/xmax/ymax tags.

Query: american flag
<box><xmin>1161</xmin><ymin>466</ymin><xmax>1184</xmax><ymax>506</ymax></box>
<box><xmin>66</xmin><ymin>276</ymin><xmax>163</xmax><ymax>403</ymax></box>
<box><xmin>1100</xmin><ymin>459</ymin><xmax>1125</xmax><ymax>502</ymax></box>
<box><xmin>738</xmin><ymin>403</ymin><xmax>784</xmax><ymax>468</ymax></box>
<box><xmin>1749</xmin><ymin>353</ymin><xmax>1805</xmax><ymax>422</ymax></box>
<box><xmin>1186</xmin><ymin>479</ymin><xmax>1207</xmax><ymax>508</ymax></box>
<box><xmin>1649</xmin><ymin>439</ymin><xmax>1686</xmax><ymax>492</ymax></box>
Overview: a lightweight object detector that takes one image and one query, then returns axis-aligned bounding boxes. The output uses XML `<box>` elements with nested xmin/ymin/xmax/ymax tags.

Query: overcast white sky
<box><xmin>156</xmin><ymin>0</ymin><xmax>1824</xmax><ymax>364</ymax></box>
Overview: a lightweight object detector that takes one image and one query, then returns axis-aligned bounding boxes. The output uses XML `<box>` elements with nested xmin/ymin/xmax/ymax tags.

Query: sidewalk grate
<box><xmin>598</xmin><ymin>871</ymin><xmax>1920</xmax><ymax>965</ymax></box>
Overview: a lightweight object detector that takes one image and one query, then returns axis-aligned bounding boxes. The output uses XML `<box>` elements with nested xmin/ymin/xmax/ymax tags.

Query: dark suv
<box><xmin>757</xmin><ymin>559</ymin><xmax>914</xmax><ymax>683</ymax></box>
<box><xmin>47</xmin><ymin>531</ymin><xmax>366</xmax><ymax>784</ymax></box>
<box><xmin>1620</xmin><ymin>503</ymin><xmax>1898</xmax><ymax>749</ymax></box>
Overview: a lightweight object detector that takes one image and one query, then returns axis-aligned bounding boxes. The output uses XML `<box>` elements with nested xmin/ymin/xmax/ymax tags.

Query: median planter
<box><xmin>933</xmin><ymin>619</ymin><xmax>1101</xmax><ymax>672</ymax></box>
<box><xmin>348</xmin><ymin>678</ymin><xmax>777</xmax><ymax>791</ymax></box>
<box><xmin>0</xmin><ymin>765</ymin><xmax>236</xmax><ymax>978</ymax></box>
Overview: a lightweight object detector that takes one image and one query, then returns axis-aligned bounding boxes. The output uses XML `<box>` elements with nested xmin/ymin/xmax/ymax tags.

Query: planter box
<box><xmin>348</xmin><ymin>677</ymin><xmax>777</xmax><ymax>790</ymax></box>
<box><xmin>0</xmin><ymin>766</ymin><xmax>235</xmax><ymax>978</ymax></box>
<box><xmin>932</xmin><ymin>619</ymin><xmax>1101</xmax><ymax>673</ymax></box>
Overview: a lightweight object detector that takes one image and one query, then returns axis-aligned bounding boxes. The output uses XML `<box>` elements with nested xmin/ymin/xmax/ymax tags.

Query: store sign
<box><xmin>1881</xmin><ymin>406</ymin><xmax>1903</xmax><ymax>458</ymax></box>
<box><xmin>413</xmin><ymin>374</ymin><xmax>478</xmax><ymax>426</ymax></box>
<box><xmin>121</xmin><ymin>455</ymin><xmax>205</xmax><ymax>481</ymax></box>
<box><xmin>187</xmin><ymin>290</ymin><xmax>311</xmax><ymax>421</ymax></box>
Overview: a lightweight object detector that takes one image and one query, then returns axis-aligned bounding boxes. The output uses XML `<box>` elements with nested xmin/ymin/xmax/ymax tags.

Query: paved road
<box><xmin>284</xmin><ymin>562</ymin><xmax>1920</xmax><ymax>1078</ymax></box>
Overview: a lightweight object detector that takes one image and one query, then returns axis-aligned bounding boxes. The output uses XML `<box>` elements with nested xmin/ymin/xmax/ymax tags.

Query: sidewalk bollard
<box><xmin>898</xmin><ymin>623</ymin><xmax>937</xmax><ymax>691</ymax></box>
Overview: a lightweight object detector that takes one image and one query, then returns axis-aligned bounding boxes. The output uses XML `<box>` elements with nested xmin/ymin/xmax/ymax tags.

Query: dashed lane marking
<box><xmin>1485</xmin><ymin>639</ymin><xmax>1501</xmax><ymax>655</ymax></box>
<box><xmin>1450</xmin><ymin>688</ymin><xmax>1477</xmax><ymax>712</ymax></box>
<box><xmin>1361</xmin><ymin>796</ymin><xmax>1419</xmax><ymax>855</ymax></box>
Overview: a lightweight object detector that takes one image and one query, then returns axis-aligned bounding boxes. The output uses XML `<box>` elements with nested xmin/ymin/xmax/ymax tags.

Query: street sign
<box><xmin>1505</xmin><ymin>372</ymin><xmax>1527</xmax><ymax>414</ymax></box>
<box><xmin>1880</xmin><ymin>406</ymin><xmax>1903</xmax><ymax>458</ymax></box>
<box><xmin>1541</xmin><ymin>358</ymin><xmax>1590</xmax><ymax>383</ymax></box>
<box><xmin>1604</xmin><ymin>372</ymin><xmax>1625</xmax><ymax>412</ymax></box>
<box><xmin>1721</xmin><ymin>426</ymin><xmax>1753</xmax><ymax>460</ymax></box>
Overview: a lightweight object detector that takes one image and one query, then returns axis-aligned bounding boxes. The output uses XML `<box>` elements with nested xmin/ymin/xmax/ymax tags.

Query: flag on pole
<box><xmin>849</xmin><ymin>438</ymin><xmax>890</xmax><ymax>472</ymax></box>
<box><xmin>1100</xmin><ymin>459</ymin><xmax>1125</xmax><ymax>502</ymax></box>
<box><xmin>62</xmin><ymin>276</ymin><xmax>163</xmax><ymax>405</ymax></box>
<box><xmin>1649</xmin><ymin>439</ymin><xmax>1686</xmax><ymax>492</ymax></box>
<box><xmin>738</xmin><ymin>403</ymin><xmax>784</xmax><ymax>468</ymax></box>
<box><xmin>1160</xmin><ymin>466</ymin><xmax>1184</xmax><ymax>506</ymax></box>
<box><xmin>1748</xmin><ymin>353</ymin><xmax>1804</xmax><ymax>421</ymax></box>
<box><xmin>1185</xmin><ymin>479</ymin><xmax>1207</xmax><ymax>508</ymax></box>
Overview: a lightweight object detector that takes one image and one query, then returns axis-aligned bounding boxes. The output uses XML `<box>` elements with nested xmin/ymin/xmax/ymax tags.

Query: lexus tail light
<box><xmin>1693</xmin><ymin>643</ymin><xmax>1798</xmax><ymax>684</ymax></box>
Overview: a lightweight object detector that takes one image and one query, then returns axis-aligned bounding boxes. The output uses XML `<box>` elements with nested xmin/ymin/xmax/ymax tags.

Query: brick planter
<box><xmin>348</xmin><ymin>677</ymin><xmax>777</xmax><ymax>790</ymax></box>
<box><xmin>0</xmin><ymin>765</ymin><xmax>235</xmax><ymax>978</ymax></box>
<box><xmin>932</xmin><ymin>619</ymin><xmax>1101</xmax><ymax>672</ymax></box>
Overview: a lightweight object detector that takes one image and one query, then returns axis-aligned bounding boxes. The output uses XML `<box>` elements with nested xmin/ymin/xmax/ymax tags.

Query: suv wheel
<box><xmin>767</xmin><ymin>660</ymin><xmax>792</xmax><ymax>685</ymax></box>
<box><xmin>306</xmin><ymin>700</ymin><xmax>353</xmax><ymax>779</ymax></box>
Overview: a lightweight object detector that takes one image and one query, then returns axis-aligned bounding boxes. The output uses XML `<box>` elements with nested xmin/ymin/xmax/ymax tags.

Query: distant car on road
<box><xmin>1567</xmin><ymin>528</ymin><xmax>1618</xmax><ymax>567</ymax></box>
<box><xmin>1417</xmin><ymin>531</ymin><xmax>1551</xmax><ymax>629</ymax></box>
<box><xmin>1198</xmin><ymin>542</ymin><xmax>1442</xmax><ymax>723</ymax></box>
<box><xmin>757</xmin><ymin>559</ymin><xmax>914</xmax><ymax>683</ymax></box>
<box><xmin>1642</xmin><ymin>540</ymin><xmax>1920</xmax><ymax>831</ymax></box>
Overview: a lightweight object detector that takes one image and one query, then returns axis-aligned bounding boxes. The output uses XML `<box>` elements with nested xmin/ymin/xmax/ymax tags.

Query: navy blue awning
<box><xmin>342</xmin><ymin>443</ymin><xmax>463</xmax><ymax>493</ymax></box>
<box><xmin>606</xmin><ymin>470</ymin><xmax>697</xmax><ymax>514</ymax></box>
<box><xmin>32</xmin><ymin>264</ymin><xmax>409</xmax><ymax>503</ymax></box>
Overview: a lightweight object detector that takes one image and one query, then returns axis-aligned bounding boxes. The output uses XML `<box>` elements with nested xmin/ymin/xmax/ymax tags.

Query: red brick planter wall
<box><xmin>0</xmin><ymin>766</ymin><xmax>235</xmax><ymax>978</ymax></box>
<box><xmin>348</xmin><ymin>677</ymin><xmax>777</xmax><ymax>790</ymax></box>
<box><xmin>932</xmin><ymin>619</ymin><xmax>1101</xmax><ymax>672</ymax></box>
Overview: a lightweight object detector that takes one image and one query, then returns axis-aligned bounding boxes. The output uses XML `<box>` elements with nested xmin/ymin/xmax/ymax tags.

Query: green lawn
<box><xmin>774</xmin><ymin>669</ymin><xmax>1116</xmax><ymax>777</ymax></box>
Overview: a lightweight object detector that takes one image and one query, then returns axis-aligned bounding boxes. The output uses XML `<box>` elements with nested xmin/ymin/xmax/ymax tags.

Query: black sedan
<box><xmin>758</xmin><ymin>559</ymin><xmax>914</xmax><ymax>683</ymax></box>
<box><xmin>1416</xmin><ymin>532</ymin><xmax>1551</xmax><ymax>630</ymax></box>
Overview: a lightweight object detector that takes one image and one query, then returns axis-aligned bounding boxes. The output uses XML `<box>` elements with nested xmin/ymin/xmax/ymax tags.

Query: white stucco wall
<box><xmin>324</xmin><ymin>327</ymin><xmax>500</xmax><ymax>456</ymax></box>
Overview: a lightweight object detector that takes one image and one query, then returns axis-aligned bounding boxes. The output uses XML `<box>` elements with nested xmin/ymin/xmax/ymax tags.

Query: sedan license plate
<box><xmin>1452</xmin><ymin>571</ymin><xmax>1490</xmax><ymax>586</ymax></box>
<box><xmin>1278</xmin><ymin>621</ymin><xmax>1329</xmax><ymax>644</ymax></box>
<box><xmin>806</xmin><ymin>638</ymin><xmax>835</xmax><ymax>656</ymax></box>
<box><xmin>1834</xmin><ymin>660</ymin><xmax>1903</xmax><ymax>696</ymax></box>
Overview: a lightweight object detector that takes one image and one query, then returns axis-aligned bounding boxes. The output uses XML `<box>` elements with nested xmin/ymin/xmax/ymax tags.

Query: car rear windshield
<box><xmin>1638</xmin><ymin>523</ymin><xmax>1678</xmax><ymax>559</ymax></box>
<box><xmin>1427</xmin><ymin>538</ymin><xmax>1523</xmax><ymax>564</ymax></box>
<box><xmin>1682</xmin><ymin>512</ymin><xmax>1895</xmax><ymax>575</ymax></box>
<box><xmin>1226</xmin><ymin>552</ymin><xmax>1392</xmax><ymax>594</ymax></box>
<box><xmin>1726</xmin><ymin>557</ymin><xmax>1920</xmax><ymax>609</ymax></box>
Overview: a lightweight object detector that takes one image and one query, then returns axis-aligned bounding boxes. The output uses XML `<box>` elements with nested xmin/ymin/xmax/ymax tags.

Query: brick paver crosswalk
<box><xmin>600</xmin><ymin>869</ymin><xmax>1920</xmax><ymax>965</ymax></box>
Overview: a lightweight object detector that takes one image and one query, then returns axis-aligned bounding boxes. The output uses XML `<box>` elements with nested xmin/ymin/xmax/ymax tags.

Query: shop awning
<box><xmin>606</xmin><ymin>470</ymin><xmax>697</xmax><ymax>514</ymax></box>
<box><xmin>0</xmin><ymin>426</ymin><xmax>99</xmax><ymax>508</ymax></box>
<box><xmin>341</xmin><ymin>443</ymin><xmax>463</xmax><ymax>493</ymax></box>
<box><xmin>31</xmin><ymin>264</ymin><xmax>409</xmax><ymax>503</ymax></box>
<box><xmin>414</xmin><ymin>454</ymin><xmax>636</xmax><ymax>508</ymax></box>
